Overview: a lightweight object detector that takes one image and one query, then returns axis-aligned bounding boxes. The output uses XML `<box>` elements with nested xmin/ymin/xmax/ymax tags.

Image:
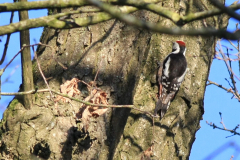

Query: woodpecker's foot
<box><xmin>152</xmin><ymin>114</ymin><xmax>160</xmax><ymax>118</ymax></box>
<box><xmin>157</xmin><ymin>61</ymin><xmax>161</xmax><ymax>67</ymax></box>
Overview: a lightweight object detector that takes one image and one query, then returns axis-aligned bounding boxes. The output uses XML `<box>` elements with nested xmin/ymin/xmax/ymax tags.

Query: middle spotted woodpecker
<box><xmin>154</xmin><ymin>40</ymin><xmax>187</xmax><ymax>119</ymax></box>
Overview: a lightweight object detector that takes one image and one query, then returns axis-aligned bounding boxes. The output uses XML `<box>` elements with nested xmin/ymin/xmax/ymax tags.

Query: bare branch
<box><xmin>217</xmin><ymin>41</ymin><xmax>240</xmax><ymax>100</ymax></box>
<box><xmin>207</xmin><ymin>80</ymin><xmax>240</xmax><ymax>101</ymax></box>
<box><xmin>209</xmin><ymin>0</ymin><xmax>240</xmax><ymax>20</ymax></box>
<box><xmin>0</xmin><ymin>0</ymin><xmax>87</xmax><ymax>12</ymax></box>
<box><xmin>3</xmin><ymin>43</ymin><xmax>67</xmax><ymax>74</ymax></box>
<box><xmin>206</xmin><ymin>113</ymin><xmax>240</xmax><ymax>137</ymax></box>
<box><xmin>0</xmin><ymin>0</ymin><xmax>240</xmax><ymax>39</ymax></box>
<box><xmin>0</xmin><ymin>11</ymin><xmax>14</xmax><ymax>65</ymax></box>
<box><xmin>219</xmin><ymin>112</ymin><xmax>226</xmax><ymax>129</ymax></box>
<box><xmin>0</xmin><ymin>88</ymin><xmax>156</xmax><ymax>118</ymax></box>
<box><xmin>87</xmin><ymin>0</ymin><xmax>240</xmax><ymax>40</ymax></box>
<box><xmin>117</xmin><ymin>0</ymin><xmax>240</xmax><ymax>25</ymax></box>
<box><xmin>2</xmin><ymin>65</ymin><xmax>20</xmax><ymax>84</ymax></box>
<box><xmin>0</xmin><ymin>6</ymin><xmax>137</xmax><ymax>36</ymax></box>
<box><xmin>1</xmin><ymin>0</ymin><xmax>240</xmax><ymax>25</ymax></box>
<box><xmin>32</xmin><ymin>46</ymin><xmax>54</xmax><ymax>100</ymax></box>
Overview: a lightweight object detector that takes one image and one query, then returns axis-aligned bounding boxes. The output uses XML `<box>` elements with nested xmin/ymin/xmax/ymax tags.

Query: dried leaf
<box><xmin>141</xmin><ymin>145</ymin><xmax>153</xmax><ymax>160</ymax></box>
<box><xmin>78</xmin><ymin>87</ymin><xmax>109</xmax><ymax>132</ymax></box>
<box><xmin>81</xmin><ymin>106</ymin><xmax>92</xmax><ymax>131</ymax></box>
<box><xmin>55</xmin><ymin>78</ymin><xmax>81</xmax><ymax>103</ymax></box>
<box><xmin>92</xmin><ymin>107</ymin><xmax>108</xmax><ymax>117</ymax></box>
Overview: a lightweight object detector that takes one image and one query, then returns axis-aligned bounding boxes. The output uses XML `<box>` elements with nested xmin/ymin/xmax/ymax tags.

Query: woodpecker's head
<box><xmin>172</xmin><ymin>40</ymin><xmax>186</xmax><ymax>55</ymax></box>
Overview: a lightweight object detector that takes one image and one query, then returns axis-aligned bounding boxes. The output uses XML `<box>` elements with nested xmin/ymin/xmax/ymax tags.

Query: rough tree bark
<box><xmin>0</xmin><ymin>0</ymin><xmax>229</xmax><ymax>159</ymax></box>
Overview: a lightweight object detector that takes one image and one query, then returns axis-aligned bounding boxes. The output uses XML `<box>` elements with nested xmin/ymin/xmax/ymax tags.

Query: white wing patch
<box><xmin>177</xmin><ymin>68</ymin><xmax>187</xmax><ymax>82</ymax></box>
<box><xmin>164</xmin><ymin>57</ymin><xmax>171</xmax><ymax>77</ymax></box>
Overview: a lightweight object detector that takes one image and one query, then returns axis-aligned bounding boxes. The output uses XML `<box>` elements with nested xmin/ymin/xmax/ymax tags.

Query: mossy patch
<box><xmin>0</xmin><ymin>99</ymin><xmax>19</xmax><ymax>139</ymax></box>
<box><xmin>2</xmin><ymin>99</ymin><xmax>19</xmax><ymax>122</ymax></box>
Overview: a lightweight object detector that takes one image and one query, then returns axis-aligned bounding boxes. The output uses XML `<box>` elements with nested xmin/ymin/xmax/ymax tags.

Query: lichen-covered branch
<box><xmin>0</xmin><ymin>6</ymin><xmax>137</xmax><ymax>36</ymax></box>
<box><xmin>87</xmin><ymin>0</ymin><xmax>240</xmax><ymax>40</ymax></box>
<box><xmin>0</xmin><ymin>0</ymin><xmax>87</xmax><ymax>12</ymax></box>
<box><xmin>116</xmin><ymin>1</ymin><xmax>240</xmax><ymax>25</ymax></box>
<box><xmin>2</xmin><ymin>0</ymin><xmax>240</xmax><ymax>25</ymax></box>
<box><xmin>209</xmin><ymin>0</ymin><xmax>240</xmax><ymax>20</ymax></box>
<box><xmin>1</xmin><ymin>0</ymin><xmax>240</xmax><ymax>38</ymax></box>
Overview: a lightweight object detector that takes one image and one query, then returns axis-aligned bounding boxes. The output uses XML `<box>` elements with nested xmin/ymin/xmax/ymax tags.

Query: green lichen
<box><xmin>6</xmin><ymin>99</ymin><xmax>19</xmax><ymax>117</ymax></box>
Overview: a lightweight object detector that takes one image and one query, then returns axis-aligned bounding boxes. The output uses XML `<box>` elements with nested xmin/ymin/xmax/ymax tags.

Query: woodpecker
<box><xmin>154</xmin><ymin>40</ymin><xmax>187</xmax><ymax>119</ymax></box>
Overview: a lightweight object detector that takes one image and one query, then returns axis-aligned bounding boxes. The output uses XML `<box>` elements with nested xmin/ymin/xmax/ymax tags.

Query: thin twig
<box><xmin>219</xmin><ymin>112</ymin><xmax>226</xmax><ymax>129</ymax></box>
<box><xmin>226</xmin><ymin>48</ymin><xmax>233</xmax><ymax>73</ymax></box>
<box><xmin>3</xmin><ymin>43</ymin><xmax>67</xmax><ymax>74</ymax></box>
<box><xmin>237</xmin><ymin>23</ymin><xmax>240</xmax><ymax>76</ymax></box>
<box><xmin>3</xmin><ymin>45</ymin><xmax>23</xmax><ymax>72</ymax></box>
<box><xmin>32</xmin><ymin>46</ymin><xmax>54</xmax><ymax>100</ymax></box>
<box><xmin>93</xmin><ymin>56</ymin><xmax>103</xmax><ymax>87</ymax></box>
<box><xmin>214</xmin><ymin>53</ymin><xmax>240</xmax><ymax>61</ymax></box>
<box><xmin>0</xmin><ymin>11</ymin><xmax>14</xmax><ymax>65</ymax></box>
<box><xmin>2</xmin><ymin>65</ymin><xmax>20</xmax><ymax>84</ymax></box>
<box><xmin>0</xmin><ymin>88</ymin><xmax>156</xmax><ymax>118</ymax></box>
<box><xmin>206</xmin><ymin>121</ymin><xmax>240</xmax><ymax>136</ymax></box>
<box><xmin>228</xmin><ymin>39</ymin><xmax>238</xmax><ymax>51</ymax></box>
<box><xmin>207</xmin><ymin>113</ymin><xmax>240</xmax><ymax>137</ymax></box>
<box><xmin>209</xmin><ymin>0</ymin><xmax>240</xmax><ymax>20</ymax></box>
<box><xmin>225</xmin><ymin>78</ymin><xmax>234</xmax><ymax>89</ymax></box>
<box><xmin>3</xmin><ymin>43</ymin><xmax>38</xmax><ymax>72</ymax></box>
<box><xmin>79</xmin><ymin>80</ymin><xmax>92</xmax><ymax>88</ymax></box>
<box><xmin>207</xmin><ymin>80</ymin><xmax>240</xmax><ymax>101</ymax></box>
<box><xmin>217</xmin><ymin>41</ymin><xmax>240</xmax><ymax>100</ymax></box>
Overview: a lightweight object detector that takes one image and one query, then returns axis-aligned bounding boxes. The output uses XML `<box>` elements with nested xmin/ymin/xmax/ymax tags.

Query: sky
<box><xmin>0</xmin><ymin>0</ymin><xmax>240</xmax><ymax>159</ymax></box>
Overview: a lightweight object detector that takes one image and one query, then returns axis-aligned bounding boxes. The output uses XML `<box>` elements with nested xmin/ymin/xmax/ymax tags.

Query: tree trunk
<box><xmin>0</xmin><ymin>0</ymin><xmax>228</xmax><ymax>159</ymax></box>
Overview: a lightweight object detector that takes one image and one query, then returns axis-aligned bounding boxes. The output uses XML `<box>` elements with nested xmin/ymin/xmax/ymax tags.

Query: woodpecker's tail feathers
<box><xmin>154</xmin><ymin>98</ymin><xmax>162</xmax><ymax>116</ymax></box>
<box><xmin>160</xmin><ymin>101</ymin><xmax>170</xmax><ymax>118</ymax></box>
<box><xmin>154</xmin><ymin>92</ymin><xmax>175</xmax><ymax>119</ymax></box>
<box><xmin>154</xmin><ymin>98</ymin><xmax>170</xmax><ymax>119</ymax></box>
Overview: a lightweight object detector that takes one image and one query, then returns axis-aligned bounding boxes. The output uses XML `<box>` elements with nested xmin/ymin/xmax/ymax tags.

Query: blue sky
<box><xmin>0</xmin><ymin>0</ymin><xmax>240</xmax><ymax>159</ymax></box>
<box><xmin>190</xmin><ymin>1</ymin><xmax>240</xmax><ymax>159</ymax></box>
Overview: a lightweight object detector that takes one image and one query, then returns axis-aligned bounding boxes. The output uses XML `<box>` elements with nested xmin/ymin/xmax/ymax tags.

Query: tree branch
<box><xmin>0</xmin><ymin>0</ymin><xmax>87</xmax><ymax>12</ymax></box>
<box><xmin>0</xmin><ymin>88</ymin><xmax>156</xmax><ymax>118</ymax></box>
<box><xmin>0</xmin><ymin>11</ymin><xmax>14</xmax><ymax>65</ymax></box>
<box><xmin>116</xmin><ymin>0</ymin><xmax>240</xmax><ymax>25</ymax></box>
<box><xmin>0</xmin><ymin>6</ymin><xmax>137</xmax><ymax>36</ymax></box>
<box><xmin>217</xmin><ymin>41</ymin><xmax>240</xmax><ymax>101</ymax></box>
<box><xmin>206</xmin><ymin>113</ymin><xmax>240</xmax><ymax>137</ymax></box>
<box><xmin>207</xmin><ymin>80</ymin><xmax>240</xmax><ymax>101</ymax></box>
<box><xmin>19</xmin><ymin>0</ymin><xmax>34</xmax><ymax>109</ymax></box>
<box><xmin>87</xmin><ymin>0</ymin><xmax>240</xmax><ymax>40</ymax></box>
<box><xmin>1</xmin><ymin>0</ymin><xmax>240</xmax><ymax>25</ymax></box>
<box><xmin>209</xmin><ymin>0</ymin><xmax>240</xmax><ymax>20</ymax></box>
<box><xmin>207</xmin><ymin>121</ymin><xmax>240</xmax><ymax>136</ymax></box>
<box><xmin>1</xmin><ymin>0</ymin><xmax>240</xmax><ymax>39</ymax></box>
